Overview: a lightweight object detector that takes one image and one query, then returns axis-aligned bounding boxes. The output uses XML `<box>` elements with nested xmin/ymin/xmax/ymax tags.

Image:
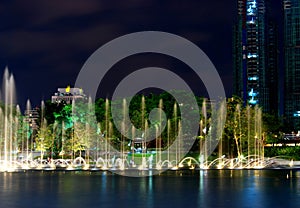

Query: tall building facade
<box><xmin>233</xmin><ymin>0</ymin><xmax>279</xmax><ymax>114</ymax></box>
<box><xmin>284</xmin><ymin>0</ymin><xmax>300</xmax><ymax>130</ymax></box>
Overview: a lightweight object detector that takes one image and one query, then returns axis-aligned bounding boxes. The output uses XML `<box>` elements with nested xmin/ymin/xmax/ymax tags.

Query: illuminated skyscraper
<box><xmin>233</xmin><ymin>0</ymin><xmax>279</xmax><ymax>114</ymax></box>
<box><xmin>284</xmin><ymin>0</ymin><xmax>300</xmax><ymax>129</ymax></box>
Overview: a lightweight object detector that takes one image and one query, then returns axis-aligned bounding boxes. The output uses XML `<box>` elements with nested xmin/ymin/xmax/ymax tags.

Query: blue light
<box><xmin>248</xmin><ymin>88</ymin><xmax>258</xmax><ymax>105</ymax></box>
<box><xmin>247</xmin><ymin>5</ymin><xmax>254</xmax><ymax>14</ymax></box>
<box><xmin>247</xmin><ymin>53</ymin><xmax>258</xmax><ymax>58</ymax></box>
<box><xmin>249</xmin><ymin>17</ymin><xmax>255</xmax><ymax>24</ymax></box>
<box><xmin>248</xmin><ymin>88</ymin><xmax>258</xmax><ymax>97</ymax></box>
<box><xmin>247</xmin><ymin>0</ymin><xmax>257</xmax><ymax>17</ymax></box>
<box><xmin>248</xmin><ymin>76</ymin><xmax>259</xmax><ymax>81</ymax></box>
<box><xmin>294</xmin><ymin>111</ymin><xmax>300</xmax><ymax>117</ymax></box>
<box><xmin>252</xmin><ymin>0</ymin><xmax>257</xmax><ymax>8</ymax></box>
<box><xmin>249</xmin><ymin>98</ymin><xmax>258</xmax><ymax>105</ymax></box>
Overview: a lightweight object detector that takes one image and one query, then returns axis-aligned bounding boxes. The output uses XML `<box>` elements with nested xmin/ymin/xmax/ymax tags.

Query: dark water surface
<box><xmin>0</xmin><ymin>169</ymin><xmax>300</xmax><ymax>208</ymax></box>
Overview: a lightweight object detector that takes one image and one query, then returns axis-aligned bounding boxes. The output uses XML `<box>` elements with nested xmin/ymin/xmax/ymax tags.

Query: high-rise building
<box><xmin>233</xmin><ymin>0</ymin><xmax>279</xmax><ymax>114</ymax></box>
<box><xmin>267</xmin><ymin>20</ymin><xmax>280</xmax><ymax>115</ymax></box>
<box><xmin>284</xmin><ymin>0</ymin><xmax>300</xmax><ymax>130</ymax></box>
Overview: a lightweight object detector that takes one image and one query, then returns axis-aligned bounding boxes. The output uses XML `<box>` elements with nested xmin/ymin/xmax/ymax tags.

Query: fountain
<box><xmin>0</xmin><ymin>68</ymin><xmax>297</xmax><ymax>172</ymax></box>
<box><xmin>0</xmin><ymin>68</ymin><xmax>20</xmax><ymax>172</ymax></box>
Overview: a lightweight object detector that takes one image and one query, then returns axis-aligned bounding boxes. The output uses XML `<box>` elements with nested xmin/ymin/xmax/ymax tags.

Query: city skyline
<box><xmin>0</xmin><ymin>1</ymin><xmax>280</xmax><ymax>110</ymax></box>
<box><xmin>232</xmin><ymin>0</ymin><xmax>300</xmax><ymax>131</ymax></box>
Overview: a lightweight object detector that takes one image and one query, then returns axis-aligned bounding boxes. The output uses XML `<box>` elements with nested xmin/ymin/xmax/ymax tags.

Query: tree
<box><xmin>35</xmin><ymin>120</ymin><xmax>54</xmax><ymax>159</ymax></box>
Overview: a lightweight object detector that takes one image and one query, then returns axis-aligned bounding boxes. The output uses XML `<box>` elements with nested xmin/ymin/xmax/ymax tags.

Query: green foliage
<box><xmin>263</xmin><ymin>113</ymin><xmax>284</xmax><ymax>144</ymax></box>
<box><xmin>265</xmin><ymin>146</ymin><xmax>300</xmax><ymax>160</ymax></box>
<box><xmin>35</xmin><ymin>122</ymin><xmax>54</xmax><ymax>156</ymax></box>
<box><xmin>40</xmin><ymin>93</ymin><xmax>292</xmax><ymax>159</ymax></box>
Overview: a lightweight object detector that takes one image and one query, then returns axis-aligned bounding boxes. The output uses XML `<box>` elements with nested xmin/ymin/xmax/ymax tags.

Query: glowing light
<box><xmin>248</xmin><ymin>88</ymin><xmax>258</xmax><ymax>105</ymax></box>
<box><xmin>247</xmin><ymin>5</ymin><xmax>254</xmax><ymax>14</ymax></box>
<box><xmin>66</xmin><ymin>85</ymin><xmax>71</xmax><ymax>93</ymax></box>
<box><xmin>249</xmin><ymin>17</ymin><xmax>255</xmax><ymax>24</ymax></box>
<box><xmin>247</xmin><ymin>1</ymin><xmax>257</xmax><ymax>15</ymax></box>
<box><xmin>252</xmin><ymin>0</ymin><xmax>257</xmax><ymax>8</ymax></box>
<box><xmin>248</xmin><ymin>76</ymin><xmax>259</xmax><ymax>81</ymax></box>
<box><xmin>248</xmin><ymin>88</ymin><xmax>258</xmax><ymax>97</ymax></box>
<box><xmin>101</xmin><ymin>166</ymin><xmax>108</xmax><ymax>170</ymax></box>
<box><xmin>66</xmin><ymin>165</ymin><xmax>74</xmax><ymax>170</ymax></box>
<box><xmin>171</xmin><ymin>166</ymin><xmax>178</xmax><ymax>170</ymax></box>
<box><xmin>289</xmin><ymin>160</ymin><xmax>294</xmax><ymax>167</ymax></box>
<box><xmin>83</xmin><ymin>164</ymin><xmax>90</xmax><ymax>170</ymax></box>
<box><xmin>249</xmin><ymin>98</ymin><xmax>258</xmax><ymax>105</ymax></box>
<box><xmin>200</xmin><ymin>164</ymin><xmax>208</xmax><ymax>170</ymax></box>
<box><xmin>293</xmin><ymin>111</ymin><xmax>300</xmax><ymax>117</ymax></box>
<box><xmin>189</xmin><ymin>165</ymin><xmax>195</xmax><ymax>170</ymax></box>
<box><xmin>247</xmin><ymin>53</ymin><xmax>258</xmax><ymax>59</ymax></box>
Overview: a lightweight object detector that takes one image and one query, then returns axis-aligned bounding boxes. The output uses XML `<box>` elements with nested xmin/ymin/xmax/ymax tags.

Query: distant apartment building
<box><xmin>51</xmin><ymin>86</ymin><xmax>86</xmax><ymax>104</ymax></box>
<box><xmin>24</xmin><ymin>107</ymin><xmax>39</xmax><ymax>131</ymax></box>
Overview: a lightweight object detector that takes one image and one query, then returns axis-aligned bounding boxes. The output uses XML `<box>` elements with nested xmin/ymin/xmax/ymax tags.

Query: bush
<box><xmin>264</xmin><ymin>146</ymin><xmax>300</xmax><ymax>160</ymax></box>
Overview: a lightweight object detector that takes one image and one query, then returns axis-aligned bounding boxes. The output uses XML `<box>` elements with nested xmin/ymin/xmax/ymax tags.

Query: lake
<box><xmin>0</xmin><ymin>169</ymin><xmax>300</xmax><ymax>208</ymax></box>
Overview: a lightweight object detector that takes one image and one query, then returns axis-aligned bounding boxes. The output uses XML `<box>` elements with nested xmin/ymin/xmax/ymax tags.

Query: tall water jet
<box><xmin>178</xmin><ymin>120</ymin><xmax>182</xmax><ymax>163</ymax></box>
<box><xmin>131</xmin><ymin>125</ymin><xmax>136</xmax><ymax>167</ymax></box>
<box><xmin>0</xmin><ymin>68</ymin><xmax>17</xmax><ymax>171</ymax></box>
<box><xmin>217</xmin><ymin>100</ymin><xmax>226</xmax><ymax>167</ymax></box>
<box><xmin>173</xmin><ymin>102</ymin><xmax>178</xmax><ymax>164</ymax></box>
<box><xmin>0</xmin><ymin>108</ymin><xmax>3</xmax><ymax>162</ymax></box>
<box><xmin>39</xmin><ymin>100</ymin><xmax>45</xmax><ymax>160</ymax></box>
<box><xmin>71</xmin><ymin>99</ymin><xmax>76</xmax><ymax>160</ymax></box>
<box><xmin>25</xmin><ymin>99</ymin><xmax>31</xmax><ymax>160</ymax></box>
<box><xmin>85</xmin><ymin>96</ymin><xmax>94</xmax><ymax>166</ymax></box>
<box><xmin>121</xmin><ymin>98</ymin><xmax>127</xmax><ymax>163</ymax></box>
<box><xmin>156</xmin><ymin>99</ymin><xmax>163</xmax><ymax>166</ymax></box>
<box><xmin>254</xmin><ymin>105</ymin><xmax>263</xmax><ymax>166</ymax></box>
<box><xmin>201</xmin><ymin>99</ymin><xmax>207</xmax><ymax>164</ymax></box>
<box><xmin>167</xmin><ymin>119</ymin><xmax>171</xmax><ymax>164</ymax></box>
<box><xmin>105</xmin><ymin>98</ymin><xmax>109</xmax><ymax>167</ymax></box>
<box><xmin>109</xmin><ymin>121</ymin><xmax>113</xmax><ymax>168</ymax></box>
<box><xmin>14</xmin><ymin>105</ymin><xmax>21</xmax><ymax>160</ymax></box>
<box><xmin>61</xmin><ymin>121</ymin><xmax>65</xmax><ymax>160</ymax></box>
<box><xmin>247</xmin><ymin>105</ymin><xmax>251</xmax><ymax>164</ymax></box>
<box><xmin>141</xmin><ymin>96</ymin><xmax>146</xmax><ymax>168</ymax></box>
<box><xmin>155</xmin><ymin>124</ymin><xmax>159</xmax><ymax>168</ymax></box>
<box><xmin>234</xmin><ymin>104</ymin><xmax>242</xmax><ymax>159</ymax></box>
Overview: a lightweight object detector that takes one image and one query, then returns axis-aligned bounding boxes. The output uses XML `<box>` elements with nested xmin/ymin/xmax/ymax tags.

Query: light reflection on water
<box><xmin>0</xmin><ymin>170</ymin><xmax>300</xmax><ymax>208</ymax></box>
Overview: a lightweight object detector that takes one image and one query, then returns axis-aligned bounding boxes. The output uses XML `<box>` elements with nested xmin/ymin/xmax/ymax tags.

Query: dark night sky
<box><xmin>0</xmin><ymin>0</ymin><xmax>282</xmax><ymax>109</ymax></box>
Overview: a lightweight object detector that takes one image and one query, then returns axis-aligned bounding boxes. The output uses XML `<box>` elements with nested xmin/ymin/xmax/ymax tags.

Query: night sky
<box><xmin>0</xmin><ymin>0</ymin><xmax>281</xmax><ymax>109</ymax></box>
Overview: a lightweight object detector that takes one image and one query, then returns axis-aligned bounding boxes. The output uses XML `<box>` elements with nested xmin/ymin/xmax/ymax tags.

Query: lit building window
<box><xmin>293</xmin><ymin>111</ymin><xmax>300</xmax><ymax>117</ymax></box>
<box><xmin>247</xmin><ymin>53</ymin><xmax>258</xmax><ymax>59</ymax></box>
<box><xmin>248</xmin><ymin>88</ymin><xmax>258</xmax><ymax>97</ymax></box>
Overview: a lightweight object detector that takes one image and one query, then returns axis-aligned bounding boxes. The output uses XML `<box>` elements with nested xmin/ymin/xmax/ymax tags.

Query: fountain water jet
<box><xmin>0</xmin><ymin>68</ymin><xmax>18</xmax><ymax>171</ymax></box>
